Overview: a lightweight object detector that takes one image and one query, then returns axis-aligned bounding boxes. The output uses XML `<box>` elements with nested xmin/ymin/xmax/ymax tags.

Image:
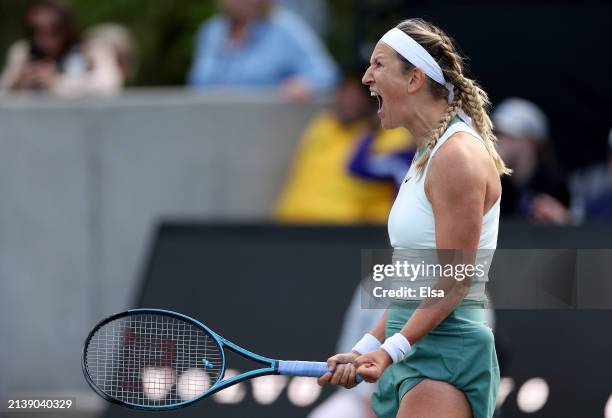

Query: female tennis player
<box><xmin>317</xmin><ymin>18</ymin><xmax>509</xmax><ymax>418</ymax></box>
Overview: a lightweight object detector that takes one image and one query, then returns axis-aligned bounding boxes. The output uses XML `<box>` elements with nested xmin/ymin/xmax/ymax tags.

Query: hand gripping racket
<box><xmin>82</xmin><ymin>309</ymin><xmax>362</xmax><ymax>410</ymax></box>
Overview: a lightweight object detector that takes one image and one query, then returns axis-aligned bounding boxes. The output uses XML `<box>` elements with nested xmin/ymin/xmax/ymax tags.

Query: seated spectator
<box><xmin>188</xmin><ymin>0</ymin><xmax>338</xmax><ymax>102</ymax></box>
<box><xmin>84</xmin><ymin>23</ymin><xmax>136</xmax><ymax>85</ymax></box>
<box><xmin>493</xmin><ymin>98</ymin><xmax>571</xmax><ymax>223</ymax></box>
<box><xmin>348</xmin><ymin>130</ymin><xmax>416</xmax><ymax>188</ymax></box>
<box><xmin>274</xmin><ymin>70</ymin><xmax>411</xmax><ymax>223</ymax></box>
<box><xmin>0</xmin><ymin>0</ymin><xmax>124</xmax><ymax>97</ymax></box>
<box><xmin>568</xmin><ymin>127</ymin><xmax>612</xmax><ymax>221</ymax></box>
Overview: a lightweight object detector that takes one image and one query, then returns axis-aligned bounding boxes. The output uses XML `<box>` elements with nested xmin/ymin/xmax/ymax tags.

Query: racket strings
<box><xmin>85</xmin><ymin>313</ymin><xmax>223</xmax><ymax>407</ymax></box>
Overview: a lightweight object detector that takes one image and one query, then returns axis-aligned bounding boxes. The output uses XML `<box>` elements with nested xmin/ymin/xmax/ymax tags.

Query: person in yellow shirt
<box><xmin>275</xmin><ymin>69</ymin><xmax>412</xmax><ymax>223</ymax></box>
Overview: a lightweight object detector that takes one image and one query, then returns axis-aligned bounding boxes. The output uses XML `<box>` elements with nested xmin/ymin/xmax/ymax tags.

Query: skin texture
<box><xmin>397</xmin><ymin>379</ymin><xmax>472</xmax><ymax>418</ymax></box>
<box><xmin>318</xmin><ymin>40</ymin><xmax>502</xmax><ymax>418</ymax></box>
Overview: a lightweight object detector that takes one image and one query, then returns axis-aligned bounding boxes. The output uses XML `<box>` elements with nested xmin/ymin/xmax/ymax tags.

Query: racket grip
<box><xmin>278</xmin><ymin>360</ymin><xmax>363</xmax><ymax>383</ymax></box>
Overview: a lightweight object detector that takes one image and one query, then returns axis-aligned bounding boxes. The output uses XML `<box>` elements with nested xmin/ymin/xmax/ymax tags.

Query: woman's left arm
<box><xmin>355</xmin><ymin>133</ymin><xmax>488</xmax><ymax>381</ymax></box>
<box><xmin>399</xmin><ymin>132</ymin><xmax>486</xmax><ymax>343</ymax></box>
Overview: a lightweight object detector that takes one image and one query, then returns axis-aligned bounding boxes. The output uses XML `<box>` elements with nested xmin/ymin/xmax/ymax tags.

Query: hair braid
<box><xmin>395</xmin><ymin>18</ymin><xmax>511</xmax><ymax>177</ymax></box>
<box><xmin>413</xmin><ymin>95</ymin><xmax>462</xmax><ymax>175</ymax></box>
<box><xmin>455</xmin><ymin>76</ymin><xmax>511</xmax><ymax>175</ymax></box>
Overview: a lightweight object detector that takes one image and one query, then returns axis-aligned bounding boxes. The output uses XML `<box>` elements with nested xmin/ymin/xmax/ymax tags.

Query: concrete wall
<box><xmin>0</xmin><ymin>90</ymin><xmax>325</xmax><ymax>398</ymax></box>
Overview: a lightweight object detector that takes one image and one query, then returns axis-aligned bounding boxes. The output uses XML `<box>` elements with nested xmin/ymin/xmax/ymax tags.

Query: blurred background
<box><xmin>0</xmin><ymin>0</ymin><xmax>611</xmax><ymax>417</ymax></box>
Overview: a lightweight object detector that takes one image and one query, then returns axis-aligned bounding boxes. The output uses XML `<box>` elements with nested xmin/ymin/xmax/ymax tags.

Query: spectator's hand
<box><xmin>13</xmin><ymin>63</ymin><xmax>41</xmax><ymax>90</ymax></box>
<box><xmin>31</xmin><ymin>61</ymin><xmax>59</xmax><ymax>89</ymax></box>
<box><xmin>529</xmin><ymin>193</ymin><xmax>571</xmax><ymax>224</ymax></box>
<box><xmin>280</xmin><ymin>77</ymin><xmax>312</xmax><ymax>103</ymax></box>
<box><xmin>317</xmin><ymin>352</ymin><xmax>359</xmax><ymax>389</ymax></box>
<box><xmin>353</xmin><ymin>348</ymin><xmax>393</xmax><ymax>383</ymax></box>
<box><xmin>14</xmin><ymin>60</ymin><xmax>58</xmax><ymax>91</ymax></box>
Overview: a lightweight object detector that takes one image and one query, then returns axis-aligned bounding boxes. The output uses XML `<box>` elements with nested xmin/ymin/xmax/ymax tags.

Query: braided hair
<box><xmin>394</xmin><ymin>18</ymin><xmax>511</xmax><ymax>177</ymax></box>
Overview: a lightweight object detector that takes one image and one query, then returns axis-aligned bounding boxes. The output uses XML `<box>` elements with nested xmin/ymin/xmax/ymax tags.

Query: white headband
<box><xmin>381</xmin><ymin>28</ymin><xmax>448</xmax><ymax>88</ymax></box>
<box><xmin>380</xmin><ymin>28</ymin><xmax>472</xmax><ymax>126</ymax></box>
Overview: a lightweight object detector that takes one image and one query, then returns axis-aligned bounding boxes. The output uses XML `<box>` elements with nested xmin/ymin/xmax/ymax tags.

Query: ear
<box><xmin>406</xmin><ymin>68</ymin><xmax>427</xmax><ymax>93</ymax></box>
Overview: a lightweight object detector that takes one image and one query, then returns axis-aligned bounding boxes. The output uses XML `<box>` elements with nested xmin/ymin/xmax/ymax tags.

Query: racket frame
<box><xmin>82</xmin><ymin>308</ymin><xmax>280</xmax><ymax>411</ymax></box>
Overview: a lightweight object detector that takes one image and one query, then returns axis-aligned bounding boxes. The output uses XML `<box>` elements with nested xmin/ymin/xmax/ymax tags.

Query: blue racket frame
<box><xmin>83</xmin><ymin>308</ymin><xmax>357</xmax><ymax>411</ymax></box>
<box><xmin>83</xmin><ymin>308</ymin><xmax>281</xmax><ymax>411</ymax></box>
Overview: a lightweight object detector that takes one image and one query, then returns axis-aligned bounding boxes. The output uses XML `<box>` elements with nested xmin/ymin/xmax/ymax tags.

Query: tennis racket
<box><xmin>82</xmin><ymin>308</ymin><xmax>362</xmax><ymax>410</ymax></box>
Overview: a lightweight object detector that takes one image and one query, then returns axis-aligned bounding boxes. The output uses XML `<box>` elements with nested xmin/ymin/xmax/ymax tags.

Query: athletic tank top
<box><xmin>387</xmin><ymin>118</ymin><xmax>500</xmax><ymax>301</ymax></box>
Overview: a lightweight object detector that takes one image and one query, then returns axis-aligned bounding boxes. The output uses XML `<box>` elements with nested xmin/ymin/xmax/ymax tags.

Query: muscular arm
<box><xmin>368</xmin><ymin>310</ymin><xmax>388</xmax><ymax>343</ymax></box>
<box><xmin>399</xmin><ymin>132</ymin><xmax>487</xmax><ymax>344</ymax></box>
<box><xmin>325</xmin><ymin>133</ymin><xmax>492</xmax><ymax>386</ymax></box>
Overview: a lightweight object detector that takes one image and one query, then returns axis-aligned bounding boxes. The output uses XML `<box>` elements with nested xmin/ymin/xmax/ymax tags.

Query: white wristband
<box><xmin>352</xmin><ymin>333</ymin><xmax>381</xmax><ymax>355</ymax></box>
<box><xmin>381</xmin><ymin>333</ymin><xmax>412</xmax><ymax>363</ymax></box>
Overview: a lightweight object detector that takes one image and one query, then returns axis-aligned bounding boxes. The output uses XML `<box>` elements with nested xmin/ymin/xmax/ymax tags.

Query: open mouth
<box><xmin>371</xmin><ymin>91</ymin><xmax>383</xmax><ymax>113</ymax></box>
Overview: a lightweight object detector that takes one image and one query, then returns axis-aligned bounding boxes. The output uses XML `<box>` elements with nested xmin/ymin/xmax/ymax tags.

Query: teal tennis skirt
<box><xmin>371</xmin><ymin>301</ymin><xmax>499</xmax><ymax>418</ymax></box>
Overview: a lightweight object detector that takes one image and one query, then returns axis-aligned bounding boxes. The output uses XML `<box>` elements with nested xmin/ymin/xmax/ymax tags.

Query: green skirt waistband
<box><xmin>388</xmin><ymin>299</ymin><xmax>486</xmax><ymax>328</ymax></box>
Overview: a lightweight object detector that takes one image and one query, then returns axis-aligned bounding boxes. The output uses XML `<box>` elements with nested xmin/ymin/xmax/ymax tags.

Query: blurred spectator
<box><xmin>188</xmin><ymin>0</ymin><xmax>338</xmax><ymax>102</ymax></box>
<box><xmin>494</xmin><ymin>98</ymin><xmax>571</xmax><ymax>224</ymax></box>
<box><xmin>0</xmin><ymin>0</ymin><xmax>124</xmax><ymax>97</ymax></box>
<box><xmin>84</xmin><ymin>23</ymin><xmax>136</xmax><ymax>84</ymax></box>
<box><xmin>274</xmin><ymin>70</ymin><xmax>411</xmax><ymax>223</ymax></box>
<box><xmin>567</xmin><ymin>127</ymin><xmax>612</xmax><ymax>221</ymax></box>
<box><xmin>348</xmin><ymin>131</ymin><xmax>416</xmax><ymax>188</ymax></box>
<box><xmin>277</xmin><ymin>0</ymin><xmax>328</xmax><ymax>36</ymax></box>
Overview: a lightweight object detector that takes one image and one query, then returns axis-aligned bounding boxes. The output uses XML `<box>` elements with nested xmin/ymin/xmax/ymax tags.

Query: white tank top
<box><xmin>387</xmin><ymin>119</ymin><xmax>500</xmax><ymax>301</ymax></box>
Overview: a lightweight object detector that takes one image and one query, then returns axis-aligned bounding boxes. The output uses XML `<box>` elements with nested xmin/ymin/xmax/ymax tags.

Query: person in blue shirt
<box><xmin>188</xmin><ymin>0</ymin><xmax>338</xmax><ymax>101</ymax></box>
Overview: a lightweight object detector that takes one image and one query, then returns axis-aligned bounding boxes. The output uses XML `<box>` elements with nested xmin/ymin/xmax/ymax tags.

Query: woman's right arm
<box><xmin>367</xmin><ymin>309</ymin><xmax>387</xmax><ymax>342</ymax></box>
<box><xmin>0</xmin><ymin>41</ymin><xmax>29</xmax><ymax>92</ymax></box>
<box><xmin>316</xmin><ymin>310</ymin><xmax>387</xmax><ymax>388</ymax></box>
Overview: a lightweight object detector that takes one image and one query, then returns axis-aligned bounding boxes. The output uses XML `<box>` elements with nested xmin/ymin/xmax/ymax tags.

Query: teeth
<box><xmin>370</xmin><ymin>91</ymin><xmax>382</xmax><ymax>111</ymax></box>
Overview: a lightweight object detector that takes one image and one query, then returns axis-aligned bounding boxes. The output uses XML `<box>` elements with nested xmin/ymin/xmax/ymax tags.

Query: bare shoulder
<box><xmin>426</xmin><ymin>131</ymin><xmax>489</xmax><ymax>196</ymax></box>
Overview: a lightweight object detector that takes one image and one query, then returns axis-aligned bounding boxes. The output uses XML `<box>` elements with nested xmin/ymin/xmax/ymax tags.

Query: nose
<box><xmin>362</xmin><ymin>66</ymin><xmax>374</xmax><ymax>86</ymax></box>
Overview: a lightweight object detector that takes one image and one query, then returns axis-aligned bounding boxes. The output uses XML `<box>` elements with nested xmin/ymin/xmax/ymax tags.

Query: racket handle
<box><xmin>278</xmin><ymin>360</ymin><xmax>363</xmax><ymax>383</ymax></box>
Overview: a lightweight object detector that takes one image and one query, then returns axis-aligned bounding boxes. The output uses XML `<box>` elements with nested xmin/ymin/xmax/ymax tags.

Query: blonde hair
<box><xmin>394</xmin><ymin>18</ymin><xmax>510</xmax><ymax>177</ymax></box>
